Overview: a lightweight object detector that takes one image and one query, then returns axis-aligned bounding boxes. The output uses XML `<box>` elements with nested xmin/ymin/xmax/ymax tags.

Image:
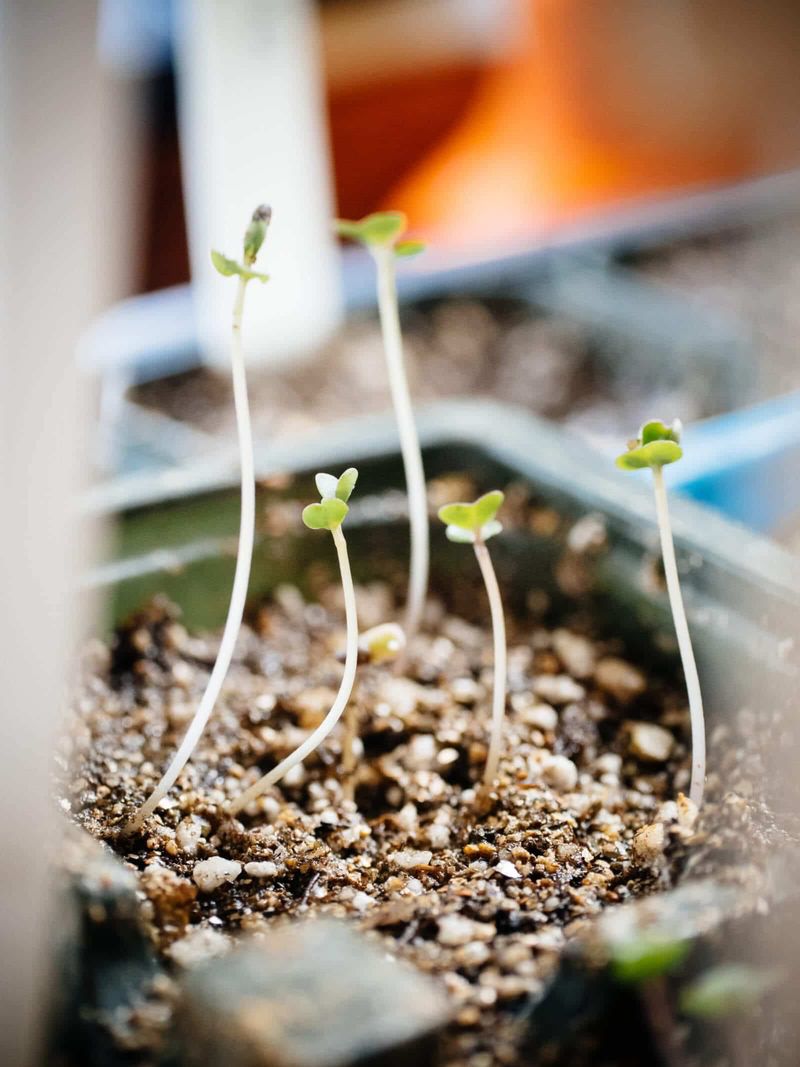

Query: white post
<box><xmin>175</xmin><ymin>0</ymin><xmax>342</xmax><ymax>369</ymax></box>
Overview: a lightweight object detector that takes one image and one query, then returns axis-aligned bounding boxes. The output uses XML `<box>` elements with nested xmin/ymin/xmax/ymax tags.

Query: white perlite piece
<box><xmin>389</xmin><ymin>849</ymin><xmax>433</xmax><ymax>870</ymax></box>
<box><xmin>192</xmin><ymin>857</ymin><xmax>242</xmax><ymax>893</ymax></box>
<box><xmin>494</xmin><ymin>859</ymin><xmax>522</xmax><ymax>880</ymax></box>
<box><xmin>175</xmin><ymin>817</ymin><xmax>205</xmax><ymax>856</ymax></box>
<box><xmin>244</xmin><ymin>861</ymin><xmax>279</xmax><ymax>879</ymax></box>
<box><xmin>426</xmin><ymin>823</ymin><xmax>451</xmax><ymax>850</ymax></box>
<box><xmin>627</xmin><ymin>721</ymin><xmax>674</xmax><ymax>762</ymax></box>
<box><xmin>543</xmin><ymin>754</ymin><xmax>579</xmax><ymax>792</ymax></box>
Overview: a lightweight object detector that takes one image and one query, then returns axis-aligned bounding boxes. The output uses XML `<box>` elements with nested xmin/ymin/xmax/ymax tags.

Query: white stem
<box><xmin>126</xmin><ymin>276</ymin><xmax>255</xmax><ymax>833</ymax></box>
<box><xmin>473</xmin><ymin>539</ymin><xmax>507</xmax><ymax>788</ymax></box>
<box><xmin>652</xmin><ymin>466</ymin><xmax>705</xmax><ymax>809</ymax></box>
<box><xmin>228</xmin><ymin>524</ymin><xmax>359</xmax><ymax>816</ymax></box>
<box><xmin>373</xmin><ymin>246</ymin><xmax>428</xmax><ymax>642</ymax></box>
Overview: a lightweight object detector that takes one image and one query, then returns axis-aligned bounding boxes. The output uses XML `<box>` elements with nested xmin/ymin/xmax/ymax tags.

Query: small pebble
<box><xmin>494</xmin><ymin>859</ymin><xmax>522</xmax><ymax>880</ymax></box>
<box><xmin>552</xmin><ymin>630</ymin><xmax>596</xmax><ymax>679</ymax></box>
<box><xmin>543</xmin><ymin>755</ymin><xmax>579</xmax><ymax>792</ymax></box>
<box><xmin>596</xmin><ymin>658</ymin><xmax>646</xmax><ymax>703</ymax></box>
<box><xmin>521</xmin><ymin>703</ymin><xmax>558</xmax><ymax>731</ymax></box>
<box><xmin>455</xmin><ymin>941</ymin><xmax>491</xmax><ymax>967</ymax></box>
<box><xmin>632</xmin><ymin>821</ymin><xmax>666</xmax><ymax>865</ymax></box>
<box><xmin>351</xmin><ymin>891</ymin><xmax>375</xmax><ymax>911</ymax></box>
<box><xmin>450</xmin><ymin>677</ymin><xmax>484</xmax><ymax>705</ymax></box>
<box><xmin>438</xmin><ymin>914</ymin><xmax>494</xmax><ymax>946</ymax></box>
<box><xmin>244</xmin><ymin>861</ymin><xmax>278</xmax><ymax>879</ymax></box>
<box><xmin>627</xmin><ymin>721</ymin><xmax>674</xmax><ymax>762</ymax></box>
<box><xmin>168</xmin><ymin>927</ymin><xmax>231</xmax><ymax>968</ymax></box>
<box><xmin>533</xmin><ymin>675</ymin><xmax>585</xmax><ymax>705</ymax></box>
<box><xmin>192</xmin><ymin>857</ymin><xmax>242</xmax><ymax>893</ymax></box>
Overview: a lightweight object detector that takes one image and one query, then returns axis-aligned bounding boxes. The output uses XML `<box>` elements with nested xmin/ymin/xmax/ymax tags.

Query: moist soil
<box><xmin>59</xmin><ymin>565</ymin><xmax>783</xmax><ymax>1066</ymax></box>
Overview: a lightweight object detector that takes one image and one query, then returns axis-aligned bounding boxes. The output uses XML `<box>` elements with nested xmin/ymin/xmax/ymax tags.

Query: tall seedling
<box><xmin>335</xmin><ymin>212</ymin><xmax>428</xmax><ymax>644</ymax></box>
<box><xmin>617</xmin><ymin>419</ymin><xmax>705</xmax><ymax>808</ymax></box>
<box><xmin>126</xmin><ymin>206</ymin><xmax>270</xmax><ymax>833</ymax></box>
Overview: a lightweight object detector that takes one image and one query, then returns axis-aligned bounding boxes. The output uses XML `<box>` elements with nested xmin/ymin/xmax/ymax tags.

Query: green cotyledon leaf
<box><xmin>335</xmin><ymin>211</ymin><xmax>407</xmax><ymax>247</ymax></box>
<box><xmin>211</xmin><ymin>249</ymin><xmax>269</xmax><ymax>284</ymax></box>
<box><xmin>302</xmin><ymin>498</ymin><xmax>348</xmax><ymax>531</ymax></box>
<box><xmin>336</xmin><ymin>467</ymin><xmax>358</xmax><ymax>502</ymax></box>
<box><xmin>439</xmin><ymin>491</ymin><xmax>504</xmax><ymax>544</ymax></box>
<box><xmin>616</xmin><ymin>418</ymin><xmax>683</xmax><ymax>470</ymax></box>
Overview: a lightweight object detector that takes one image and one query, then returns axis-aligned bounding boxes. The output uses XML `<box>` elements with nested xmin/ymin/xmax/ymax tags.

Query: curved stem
<box><xmin>652</xmin><ymin>466</ymin><xmax>705</xmax><ymax>809</ymax></box>
<box><xmin>373</xmin><ymin>247</ymin><xmax>428</xmax><ymax>643</ymax></box>
<box><xmin>126</xmin><ymin>276</ymin><xmax>255</xmax><ymax>833</ymax></box>
<box><xmin>228</xmin><ymin>524</ymin><xmax>359</xmax><ymax>816</ymax></box>
<box><xmin>473</xmin><ymin>539</ymin><xmax>507</xmax><ymax>788</ymax></box>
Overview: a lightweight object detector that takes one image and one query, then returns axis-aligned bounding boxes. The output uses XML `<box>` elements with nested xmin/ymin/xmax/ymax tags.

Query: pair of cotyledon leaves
<box><xmin>616</xmin><ymin>419</ymin><xmax>683</xmax><ymax>470</ymax></box>
<box><xmin>211</xmin><ymin>209</ymin><xmax>424</xmax><ymax>282</ymax></box>
<box><xmin>335</xmin><ymin>211</ymin><xmax>425</xmax><ymax>258</ymax></box>
<box><xmin>439</xmin><ymin>490</ymin><xmax>504</xmax><ymax>545</ymax></box>
<box><xmin>302</xmin><ymin>468</ymin><xmax>358</xmax><ymax>531</ymax></box>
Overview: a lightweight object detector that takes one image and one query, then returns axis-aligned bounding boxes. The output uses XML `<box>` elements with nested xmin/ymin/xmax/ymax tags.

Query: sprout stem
<box><xmin>228</xmin><ymin>524</ymin><xmax>359</xmax><ymax>815</ymax></box>
<box><xmin>473</xmin><ymin>538</ymin><xmax>507</xmax><ymax>788</ymax></box>
<box><xmin>372</xmin><ymin>246</ymin><xmax>428</xmax><ymax>643</ymax></box>
<box><xmin>126</xmin><ymin>276</ymin><xmax>255</xmax><ymax>833</ymax></box>
<box><xmin>652</xmin><ymin>466</ymin><xmax>705</xmax><ymax>808</ymax></box>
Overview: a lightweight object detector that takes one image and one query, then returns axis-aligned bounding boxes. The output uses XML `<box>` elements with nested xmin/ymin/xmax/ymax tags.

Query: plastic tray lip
<box><xmin>82</xmin><ymin>399</ymin><xmax>800</xmax><ymax>603</ymax></box>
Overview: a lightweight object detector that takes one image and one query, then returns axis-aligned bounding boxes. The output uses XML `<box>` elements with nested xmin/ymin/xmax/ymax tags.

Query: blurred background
<box><xmin>68</xmin><ymin>0</ymin><xmax>800</xmax><ymax>545</ymax></box>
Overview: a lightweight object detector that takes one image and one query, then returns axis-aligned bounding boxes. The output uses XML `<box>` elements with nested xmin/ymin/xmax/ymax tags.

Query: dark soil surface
<box><xmin>60</xmin><ymin>562</ymin><xmax>712</xmax><ymax>1066</ymax></box>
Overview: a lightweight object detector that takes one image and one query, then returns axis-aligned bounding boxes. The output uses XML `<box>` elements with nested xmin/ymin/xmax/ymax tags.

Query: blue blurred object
<box><xmin>667</xmin><ymin>392</ymin><xmax>800</xmax><ymax>534</ymax></box>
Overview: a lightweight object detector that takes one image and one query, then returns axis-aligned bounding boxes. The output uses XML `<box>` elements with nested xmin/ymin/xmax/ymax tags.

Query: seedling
<box><xmin>228</xmin><ymin>469</ymin><xmax>360</xmax><ymax>815</ymax></box>
<box><xmin>617</xmin><ymin>419</ymin><xmax>706</xmax><ymax>809</ymax></box>
<box><xmin>438</xmin><ymin>491</ymin><xmax>507</xmax><ymax>789</ymax></box>
<box><xmin>335</xmin><ymin>212</ymin><xmax>428</xmax><ymax>645</ymax></box>
<box><xmin>125</xmin><ymin>206</ymin><xmax>271</xmax><ymax>834</ymax></box>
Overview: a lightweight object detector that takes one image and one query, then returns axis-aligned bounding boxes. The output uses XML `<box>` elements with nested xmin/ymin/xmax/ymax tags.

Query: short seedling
<box><xmin>335</xmin><ymin>212</ymin><xmax>428</xmax><ymax>645</ymax></box>
<box><xmin>228</xmin><ymin>469</ymin><xmax>360</xmax><ymax>816</ymax></box>
<box><xmin>126</xmin><ymin>206</ymin><xmax>271</xmax><ymax>834</ymax></box>
<box><xmin>438</xmin><ymin>491</ymin><xmax>507</xmax><ymax>789</ymax></box>
<box><xmin>617</xmin><ymin>419</ymin><xmax>706</xmax><ymax>809</ymax></box>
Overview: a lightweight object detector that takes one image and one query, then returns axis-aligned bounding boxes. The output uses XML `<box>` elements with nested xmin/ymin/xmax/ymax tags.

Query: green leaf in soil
<box><xmin>610</xmin><ymin>934</ymin><xmax>691</xmax><ymax>983</ymax></box>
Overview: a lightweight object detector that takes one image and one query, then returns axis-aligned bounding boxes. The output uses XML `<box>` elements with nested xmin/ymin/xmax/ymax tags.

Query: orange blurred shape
<box><xmin>387</xmin><ymin>0</ymin><xmax>800</xmax><ymax>254</ymax></box>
